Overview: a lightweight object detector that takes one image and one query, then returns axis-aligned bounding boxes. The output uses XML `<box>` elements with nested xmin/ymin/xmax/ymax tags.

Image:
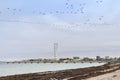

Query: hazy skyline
<box><xmin>0</xmin><ymin>0</ymin><xmax>120</xmax><ymax>61</ymax></box>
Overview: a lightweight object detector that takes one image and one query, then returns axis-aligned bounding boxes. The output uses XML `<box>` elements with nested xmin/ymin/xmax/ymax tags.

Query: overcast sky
<box><xmin>0</xmin><ymin>0</ymin><xmax>120</xmax><ymax>61</ymax></box>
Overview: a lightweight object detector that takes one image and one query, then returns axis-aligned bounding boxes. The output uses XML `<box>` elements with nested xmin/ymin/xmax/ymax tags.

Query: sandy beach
<box><xmin>86</xmin><ymin>70</ymin><xmax>120</xmax><ymax>80</ymax></box>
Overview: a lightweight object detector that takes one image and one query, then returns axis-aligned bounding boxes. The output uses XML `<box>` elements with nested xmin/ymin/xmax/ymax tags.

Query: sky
<box><xmin>0</xmin><ymin>0</ymin><xmax>120</xmax><ymax>61</ymax></box>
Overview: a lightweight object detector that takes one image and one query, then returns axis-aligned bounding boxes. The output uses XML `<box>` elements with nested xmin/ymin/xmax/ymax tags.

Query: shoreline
<box><xmin>0</xmin><ymin>62</ymin><xmax>120</xmax><ymax>80</ymax></box>
<box><xmin>0</xmin><ymin>62</ymin><xmax>104</xmax><ymax>77</ymax></box>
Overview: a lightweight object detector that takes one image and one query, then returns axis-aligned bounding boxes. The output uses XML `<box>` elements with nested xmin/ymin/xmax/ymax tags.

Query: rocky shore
<box><xmin>0</xmin><ymin>62</ymin><xmax>120</xmax><ymax>80</ymax></box>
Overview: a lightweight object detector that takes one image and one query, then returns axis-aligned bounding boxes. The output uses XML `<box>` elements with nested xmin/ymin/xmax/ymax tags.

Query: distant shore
<box><xmin>0</xmin><ymin>61</ymin><xmax>120</xmax><ymax>80</ymax></box>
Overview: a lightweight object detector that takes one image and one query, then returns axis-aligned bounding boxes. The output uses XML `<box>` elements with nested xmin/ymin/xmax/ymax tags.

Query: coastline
<box><xmin>0</xmin><ymin>61</ymin><xmax>120</xmax><ymax>80</ymax></box>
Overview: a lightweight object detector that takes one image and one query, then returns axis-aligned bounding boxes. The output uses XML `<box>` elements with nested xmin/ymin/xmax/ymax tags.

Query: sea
<box><xmin>0</xmin><ymin>62</ymin><xmax>105</xmax><ymax>77</ymax></box>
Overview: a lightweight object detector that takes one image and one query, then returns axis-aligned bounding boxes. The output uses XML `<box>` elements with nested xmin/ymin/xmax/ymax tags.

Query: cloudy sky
<box><xmin>0</xmin><ymin>0</ymin><xmax>120</xmax><ymax>61</ymax></box>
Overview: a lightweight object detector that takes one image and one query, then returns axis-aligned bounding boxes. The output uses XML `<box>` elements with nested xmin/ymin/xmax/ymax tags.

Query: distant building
<box><xmin>105</xmin><ymin>56</ymin><xmax>110</xmax><ymax>60</ymax></box>
<box><xmin>59</xmin><ymin>58</ymin><xmax>73</xmax><ymax>62</ymax></box>
<box><xmin>96</xmin><ymin>56</ymin><xmax>101</xmax><ymax>61</ymax></box>
<box><xmin>83</xmin><ymin>57</ymin><xmax>94</xmax><ymax>61</ymax></box>
<box><xmin>117</xmin><ymin>57</ymin><xmax>120</xmax><ymax>61</ymax></box>
<box><xmin>73</xmin><ymin>57</ymin><xmax>80</xmax><ymax>60</ymax></box>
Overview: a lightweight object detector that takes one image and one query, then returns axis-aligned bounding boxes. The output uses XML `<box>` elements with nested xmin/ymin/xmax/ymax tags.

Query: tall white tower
<box><xmin>54</xmin><ymin>43</ymin><xmax>58</xmax><ymax>59</ymax></box>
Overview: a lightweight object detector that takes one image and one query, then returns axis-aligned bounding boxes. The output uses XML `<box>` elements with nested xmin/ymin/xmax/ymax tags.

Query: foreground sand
<box><xmin>86</xmin><ymin>70</ymin><xmax>120</xmax><ymax>80</ymax></box>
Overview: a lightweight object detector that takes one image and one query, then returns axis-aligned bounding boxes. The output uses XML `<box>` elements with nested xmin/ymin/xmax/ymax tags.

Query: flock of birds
<box><xmin>0</xmin><ymin>0</ymin><xmax>104</xmax><ymax>15</ymax></box>
<box><xmin>0</xmin><ymin>0</ymin><xmax>86</xmax><ymax>15</ymax></box>
<box><xmin>65</xmin><ymin>0</ymin><xmax>85</xmax><ymax>14</ymax></box>
<box><xmin>96</xmin><ymin>0</ymin><xmax>103</xmax><ymax>3</ymax></box>
<box><xmin>0</xmin><ymin>0</ymin><xmax>107</xmax><ymax>31</ymax></box>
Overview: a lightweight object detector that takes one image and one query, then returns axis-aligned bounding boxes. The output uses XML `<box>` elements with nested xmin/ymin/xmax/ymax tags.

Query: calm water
<box><xmin>0</xmin><ymin>62</ymin><xmax>104</xmax><ymax>77</ymax></box>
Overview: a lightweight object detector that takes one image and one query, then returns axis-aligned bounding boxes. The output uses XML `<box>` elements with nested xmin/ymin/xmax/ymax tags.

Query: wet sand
<box><xmin>86</xmin><ymin>70</ymin><xmax>120</xmax><ymax>80</ymax></box>
<box><xmin>0</xmin><ymin>62</ymin><xmax>120</xmax><ymax>80</ymax></box>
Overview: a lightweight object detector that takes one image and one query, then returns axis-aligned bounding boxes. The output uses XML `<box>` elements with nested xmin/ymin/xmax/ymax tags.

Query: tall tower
<box><xmin>54</xmin><ymin>43</ymin><xmax>58</xmax><ymax>59</ymax></box>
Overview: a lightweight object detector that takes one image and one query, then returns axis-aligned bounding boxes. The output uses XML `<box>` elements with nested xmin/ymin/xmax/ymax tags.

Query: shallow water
<box><xmin>0</xmin><ymin>62</ymin><xmax>105</xmax><ymax>77</ymax></box>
